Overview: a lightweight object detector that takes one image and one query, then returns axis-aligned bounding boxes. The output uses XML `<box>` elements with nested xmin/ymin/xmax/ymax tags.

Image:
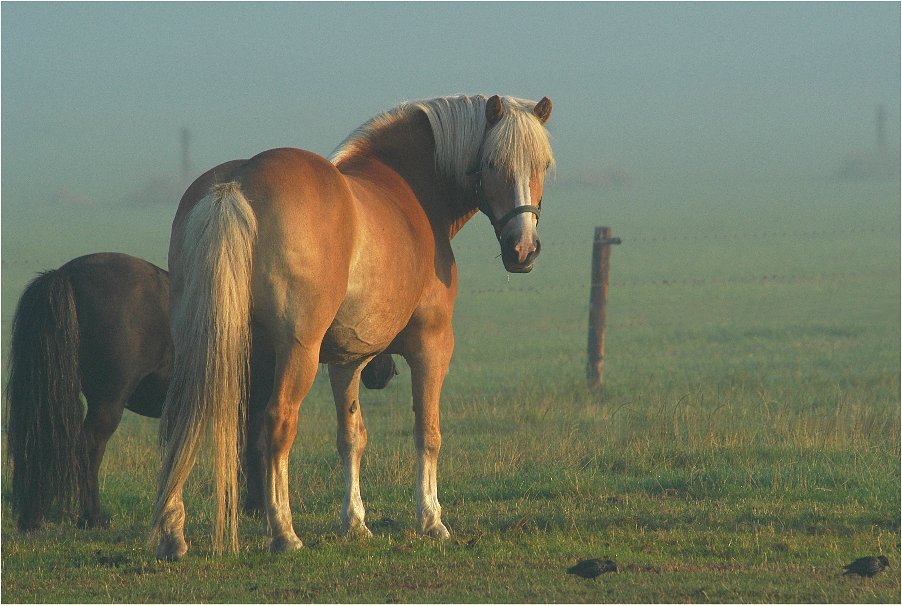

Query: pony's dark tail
<box><xmin>6</xmin><ymin>268</ymin><xmax>86</xmax><ymax>531</ymax></box>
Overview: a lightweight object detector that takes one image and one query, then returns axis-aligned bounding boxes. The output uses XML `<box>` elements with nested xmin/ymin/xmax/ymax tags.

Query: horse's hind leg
<box><xmin>156</xmin><ymin>493</ymin><xmax>188</xmax><ymax>560</ymax></box>
<box><xmin>329</xmin><ymin>361</ymin><xmax>373</xmax><ymax>537</ymax></box>
<box><xmin>243</xmin><ymin>339</ymin><xmax>274</xmax><ymax>516</ymax></box>
<box><xmin>262</xmin><ymin>343</ymin><xmax>320</xmax><ymax>553</ymax></box>
<box><xmin>404</xmin><ymin>328</ymin><xmax>454</xmax><ymax>540</ymax></box>
<box><xmin>78</xmin><ymin>395</ymin><xmax>127</xmax><ymax>528</ymax></box>
<box><xmin>243</xmin><ymin>397</ymin><xmax>267</xmax><ymax>516</ymax></box>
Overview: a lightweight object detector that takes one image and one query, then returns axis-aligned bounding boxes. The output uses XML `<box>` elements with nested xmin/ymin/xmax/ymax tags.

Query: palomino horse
<box><xmin>6</xmin><ymin>252</ymin><xmax>398</xmax><ymax>531</ymax></box>
<box><xmin>152</xmin><ymin>94</ymin><xmax>554</xmax><ymax>559</ymax></box>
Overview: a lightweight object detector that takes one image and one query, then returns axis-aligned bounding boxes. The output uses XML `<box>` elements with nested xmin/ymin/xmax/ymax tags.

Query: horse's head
<box><xmin>476</xmin><ymin>95</ymin><xmax>554</xmax><ymax>273</ymax></box>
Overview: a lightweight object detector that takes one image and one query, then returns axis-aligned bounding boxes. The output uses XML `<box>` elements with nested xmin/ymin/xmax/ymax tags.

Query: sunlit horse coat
<box><xmin>152</xmin><ymin>94</ymin><xmax>554</xmax><ymax>559</ymax></box>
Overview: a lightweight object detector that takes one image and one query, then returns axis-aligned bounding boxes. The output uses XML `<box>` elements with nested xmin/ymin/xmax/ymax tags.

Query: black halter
<box><xmin>469</xmin><ymin>168</ymin><xmax>542</xmax><ymax>241</ymax></box>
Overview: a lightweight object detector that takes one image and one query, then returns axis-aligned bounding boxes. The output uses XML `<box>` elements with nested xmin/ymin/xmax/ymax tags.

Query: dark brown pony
<box><xmin>6</xmin><ymin>252</ymin><xmax>398</xmax><ymax>531</ymax></box>
<box><xmin>152</xmin><ymin>94</ymin><xmax>554</xmax><ymax>559</ymax></box>
<box><xmin>7</xmin><ymin>253</ymin><xmax>171</xmax><ymax>531</ymax></box>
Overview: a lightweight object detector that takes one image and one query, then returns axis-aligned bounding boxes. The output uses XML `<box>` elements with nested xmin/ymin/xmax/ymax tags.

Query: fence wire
<box><xmin>2</xmin><ymin>224</ymin><xmax>898</xmax><ymax>323</ymax></box>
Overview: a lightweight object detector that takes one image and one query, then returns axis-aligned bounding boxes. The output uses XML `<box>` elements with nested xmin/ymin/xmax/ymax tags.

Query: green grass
<box><xmin>2</xmin><ymin>176</ymin><xmax>899</xmax><ymax>602</ymax></box>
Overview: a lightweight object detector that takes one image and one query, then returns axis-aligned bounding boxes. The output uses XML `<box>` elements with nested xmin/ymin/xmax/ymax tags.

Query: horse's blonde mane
<box><xmin>330</xmin><ymin>95</ymin><xmax>555</xmax><ymax>191</ymax></box>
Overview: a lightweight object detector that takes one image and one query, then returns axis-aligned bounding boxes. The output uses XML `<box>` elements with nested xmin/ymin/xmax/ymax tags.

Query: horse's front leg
<box><xmin>329</xmin><ymin>361</ymin><xmax>373</xmax><ymax>537</ymax></box>
<box><xmin>405</xmin><ymin>330</ymin><xmax>453</xmax><ymax>539</ymax></box>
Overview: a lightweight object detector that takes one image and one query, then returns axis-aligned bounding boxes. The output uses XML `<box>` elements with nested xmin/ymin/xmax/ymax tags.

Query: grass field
<box><xmin>2</xmin><ymin>176</ymin><xmax>899</xmax><ymax>602</ymax></box>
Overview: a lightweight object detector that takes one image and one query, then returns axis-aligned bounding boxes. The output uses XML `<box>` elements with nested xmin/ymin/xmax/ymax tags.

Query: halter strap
<box><xmin>471</xmin><ymin>169</ymin><xmax>542</xmax><ymax>241</ymax></box>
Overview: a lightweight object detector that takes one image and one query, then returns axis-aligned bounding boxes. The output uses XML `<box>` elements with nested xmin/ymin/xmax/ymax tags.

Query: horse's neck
<box><xmin>349</xmin><ymin>113</ymin><xmax>479</xmax><ymax>239</ymax></box>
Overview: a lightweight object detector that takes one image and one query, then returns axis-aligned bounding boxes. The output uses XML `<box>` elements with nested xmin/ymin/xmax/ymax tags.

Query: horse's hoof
<box><xmin>343</xmin><ymin>523</ymin><xmax>373</xmax><ymax>539</ymax></box>
<box><xmin>155</xmin><ymin>536</ymin><xmax>188</xmax><ymax>561</ymax></box>
<box><xmin>423</xmin><ymin>522</ymin><xmax>451</xmax><ymax>540</ymax></box>
<box><xmin>269</xmin><ymin>534</ymin><xmax>303</xmax><ymax>554</ymax></box>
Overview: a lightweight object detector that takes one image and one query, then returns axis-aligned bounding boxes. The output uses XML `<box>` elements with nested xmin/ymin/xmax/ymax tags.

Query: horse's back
<box><xmin>174</xmin><ymin>148</ymin><xmax>354</xmax><ymax>277</ymax></box>
<box><xmin>63</xmin><ymin>253</ymin><xmax>172</xmax><ymax>412</ymax></box>
<box><xmin>239</xmin><ymin>147</ymin><xmax>347</xmax><ymax>197</ymax></box>
<box><xmin>176</xmin><ymin>148</ymin><xmax>347</xmax><ymax>221</ymax></box>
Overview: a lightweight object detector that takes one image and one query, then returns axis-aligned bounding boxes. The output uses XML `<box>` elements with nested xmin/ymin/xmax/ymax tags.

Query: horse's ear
<box><xmin>533</xmin><ymin>97</ymin><xmax>552</xmax><ymax>124</ymax></box>
<box><xmin>486</xmin><ymin>95</ymin><xmax>504</xmax><ymax>126</ymax></box>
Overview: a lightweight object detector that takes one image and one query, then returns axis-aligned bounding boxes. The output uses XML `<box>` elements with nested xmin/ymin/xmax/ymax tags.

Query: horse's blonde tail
<box><xmin>151</xmin><ymin>182</ymin><xmax>256</xmax><ymax>554</ymax></box>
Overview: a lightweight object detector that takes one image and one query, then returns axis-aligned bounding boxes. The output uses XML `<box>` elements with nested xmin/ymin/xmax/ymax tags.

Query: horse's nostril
<box><xmin>534</xmin><ymin>238</ymin><xmax>541</xmax><ymax>254</ymax></box>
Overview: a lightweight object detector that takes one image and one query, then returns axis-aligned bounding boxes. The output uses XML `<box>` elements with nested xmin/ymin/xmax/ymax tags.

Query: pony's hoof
<box><xmin>269</xmin><ymin>534</ymin><xmax>303</xmax><ymax>554</ymax></box>
<box><xmin>155</xmin><ymin>536</ymin><xmax>188</xmax><ymax>561</ymax></box>
<box><xmin>17</xmin><ymin>515</ymin><xmax>46</xmax><ymax>533</ymax></box>
<box><xmin>77</xmin><ymin>513</ymin><xmax>110</xmax><ymax>529</ymax></box>
<box><xmin>424</xmin><ymin>522</ymin><xmax>451</xmax><ymax>540</ymax></box>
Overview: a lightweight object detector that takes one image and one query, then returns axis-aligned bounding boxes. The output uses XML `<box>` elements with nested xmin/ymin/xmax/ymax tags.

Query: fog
<box><xmin>3</xmin><ymin>3</ymin><xmax>898</xmax><ymax>208</ymax></box>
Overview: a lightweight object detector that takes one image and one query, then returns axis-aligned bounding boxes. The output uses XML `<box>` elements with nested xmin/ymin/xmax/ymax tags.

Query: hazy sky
<box><xmin>2</xmin><ymin>2</ymin><xmax>899</xmax><ymax>208</ymax></box>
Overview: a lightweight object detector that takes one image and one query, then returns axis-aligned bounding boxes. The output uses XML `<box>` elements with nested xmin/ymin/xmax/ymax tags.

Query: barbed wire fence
<box><xmin>452</xmin><ymin>224</ymin><xmax>900</xmax><ymax>295</ymax></box>
<box><xmin>1</xmin><ymin>224</ymin><xmax>898</xmax><ymax>325</ymax></box>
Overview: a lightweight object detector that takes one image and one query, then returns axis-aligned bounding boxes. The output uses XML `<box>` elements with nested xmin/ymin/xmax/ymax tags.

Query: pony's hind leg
<box><xmin>77</xmin><ymin>396</ymin><xmax>127</xmax><ymax>528</ymax></box>
<box><xmin>263</xmin><ymin>343</ymin><xmax>320</xmax><ymax>553</ymax></box>
<box><xmin>329</xmin><ymin>361</ymin><xmax>373</xmax><ymax>538</ymax></box>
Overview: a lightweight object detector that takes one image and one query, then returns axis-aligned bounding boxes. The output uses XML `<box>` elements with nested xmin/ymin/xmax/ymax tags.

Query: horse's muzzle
<box><xmin>502</xmin><ymin>235</ymin><xmax>541</xmax><ymax>273</ymax></box>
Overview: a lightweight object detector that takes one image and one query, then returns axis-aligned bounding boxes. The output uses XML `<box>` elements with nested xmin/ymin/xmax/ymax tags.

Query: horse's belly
<box><xmin>319</xmin><ymin>293</ymin><xmax>415</xmax><ymax>365</ymax></box>
<box><xmin>317</xmin><ymin>200</ymin><xmax>430</xmax><ymax>365</ymax></box>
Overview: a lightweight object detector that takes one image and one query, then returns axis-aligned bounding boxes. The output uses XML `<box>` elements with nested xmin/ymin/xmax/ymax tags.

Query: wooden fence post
<box><xmin>587</xmin><ymin>226</ymin><xmax>620</xmax><ymax>390</ymax></box>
